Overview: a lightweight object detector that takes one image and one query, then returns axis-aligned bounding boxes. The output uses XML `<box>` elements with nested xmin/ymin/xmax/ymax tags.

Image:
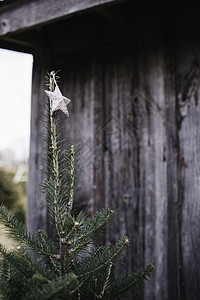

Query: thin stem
<box><xmin>60</xmin><ymin>238</ymin><xmax>69</xmax><ymax>275</ymax></box>
<box><xmin>98</xmin><ymin>263</ymin><xmax>112</xmax><ymax>298</ymax></box>
<box><xmin>49</xmin><ymin>72</ymin><xmax>63</xmax><ymax>238</ymax></box>
<box><xmin>48</xmin><ymin>71</ymin><xmax>66</xmax><ymax>276</ymax></box>
<box><xmin>68</xmin><ymin>144</ymin><xmax>75</xmax><ymax>212</ymax></box>
<box><xmin>47</xmin><ymin>72</ymin><xmax>75</xmax><ymax>276</ymax></box>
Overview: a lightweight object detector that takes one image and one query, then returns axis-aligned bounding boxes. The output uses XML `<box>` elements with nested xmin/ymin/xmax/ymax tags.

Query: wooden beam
<box><xmin>0</xmin><ymin>0</ymin><xmax>122</xmax><ymax>37</ymax></box>
<box><xmin>0</xmin><ymin>37</ymin><xmax>34</xmax><ymax>53</ymax></box>
<box><xmin>1</xmin><ymin>36</ymin><xmax>37</xmax><ymax>48</ymax></box>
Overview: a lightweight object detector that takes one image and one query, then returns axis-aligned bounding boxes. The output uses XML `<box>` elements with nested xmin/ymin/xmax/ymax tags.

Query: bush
<box><xmin>0</xmin><ymin>169</ymin><xmax>25</xmax><ymax>223</ymax></box>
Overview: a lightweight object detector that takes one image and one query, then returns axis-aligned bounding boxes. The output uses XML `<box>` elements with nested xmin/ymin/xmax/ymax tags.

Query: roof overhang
<box><xmin>0</xmin><ymin>0</ymin><xmax>122</xmax><ymax>36</ymax></box>
<box><xmin>1</xmin><ymin>1</ymin><xmax>200</xmax><ymax>55</ymax></box>
<box><xmin>0</xmin><ymin>0</ymin><xmax>132</xmax><ymax>53</ymax></box>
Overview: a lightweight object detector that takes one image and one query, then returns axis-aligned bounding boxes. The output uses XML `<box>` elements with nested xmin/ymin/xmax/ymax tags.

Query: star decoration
<box><xmin>44</xmin><ymin>84</ymin><xmax>71</xmax><ymax>117</ymax></box>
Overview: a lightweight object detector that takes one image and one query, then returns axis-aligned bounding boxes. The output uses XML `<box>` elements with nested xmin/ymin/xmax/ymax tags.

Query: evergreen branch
<box><xmin>37</xmin><ymin>230</ymin><xmax>60</xmax><ymax>274</ymax></box>
<box><xmin>45</xmin><ymin>71</ymin><xmax>72</xmax><ymax>277</ymax></box>
<box><xmin>0</xmin><ymin>244</ymin><xmax>32</xmax><ymax>279</ymax></box>
<box><xmin>98</xmin><ymin>262</ymin><xmax>112</xmax><ymax>299</ymax></box>
<box><xmin>90</xmin><ymin>243</ymin><xmax>112</xmax><ymax>260</ymax></box>
<box><xmin>0</xmin><ymin>258</ymin><xmax>12</xmax><ymax>300</ymax></box>
<box><xmin>82</xmin><ymin>263</ymin><xmax>113</xmax><ymax>299</ymax></box>
<box><xmin>69</xmin><ymin>276</ymin><xmax>89</xmax><ymax>296</ymax></box>
<box><xmin>104</xmin><ymin>264</ymin><xmax>155</xmax><ymax>299</ymax></box>
<box><xmin>43</xmin><ymin>143</ymin><xmax>80</xmax><ymax>229</ymax></box>
<box><xmin>18</xmin><ymin>250</ymin><xmax>51</xmax><ymax>282</ymax></box>
<box><xmin>0</xmin><ymin>245</ymin><xmax>50</xmax><ymax>283</ymax></box>
<box><xmin>23</xmin><ymin>273</ymin><xmax>77</xmax><ymax>300</ymax></box>
<box><xmin>46</xmin><ymin>72</ymin><xmax>64</xmax><ymax>238</ymax></box>
<box><xmin>77</xmin><ymin>236</ymin><xmax>129</xmax><ymax>278</ymax></box>
<box><xmin>0</xmin><ymin>205</ymin><xmax>57</xmax><ymax>262</ymax></box>
<box><xmin>67</xmin><ymin>144</ymin><xmax>75</xmax><ymax>212</ymax></box>
<box><xmin>49</xmin><ymin>114</ymin><xmax>63</xmax><ymax>237</ymax></box>
<box><xmin>65</xmin><ymin>219</ymin><xmax>80</xmax><ymax>241</ymax></box>
<box><xmin>0</xmin><ymin>243</ymin><xmax>7</xmax><ymax>257</ymax></box>
<box><xmin>69</xmin><ymin>208</ymin><xmax>114</xmax><ymax>255</ymax></box>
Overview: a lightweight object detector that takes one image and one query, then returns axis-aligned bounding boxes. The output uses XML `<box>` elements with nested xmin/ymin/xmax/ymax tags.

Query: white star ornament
<box><xmin>44</xmin><ymin>84</ymin><xmax>71</xmax><ymax>117</ymax></box>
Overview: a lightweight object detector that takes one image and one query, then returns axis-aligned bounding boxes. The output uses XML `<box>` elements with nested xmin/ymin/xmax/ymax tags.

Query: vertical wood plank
<box><xmin>27</xmin><ymin>52</ymin><xmax>47</xmax><ymax>232</ymax></box>
<box><xmin>176</xmin><ymin>44</ymin><xmax>200</xmax><ymax>299</ymax></box>
<box><xmin>164</xmin><ymin>49</ymin><xmax>179</xmax><ymax>300</ymax></box>
<box><xmin>136</xmin><ymin>48</ymin><xmax>169</xmax><ymax>300</ymax></box>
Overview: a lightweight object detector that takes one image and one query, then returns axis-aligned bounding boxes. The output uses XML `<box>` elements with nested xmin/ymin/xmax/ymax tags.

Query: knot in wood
<box><xmin>0</xmin><ymin>19</ymin><xmax>10</xmax><ymax>35</ymax></box>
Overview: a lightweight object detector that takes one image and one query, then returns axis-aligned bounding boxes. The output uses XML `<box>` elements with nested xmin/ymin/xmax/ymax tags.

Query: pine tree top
<box><xmin>0</xmin><ymin>72</ymin><xmax>154</xmax><ymax>299</ymax></box>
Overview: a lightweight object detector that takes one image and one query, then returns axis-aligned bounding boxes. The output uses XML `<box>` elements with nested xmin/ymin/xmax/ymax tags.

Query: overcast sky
<box><xmin>0</xmin><ymin>48</ymin><xmax>33</xmax><ymax>162</ymax></box>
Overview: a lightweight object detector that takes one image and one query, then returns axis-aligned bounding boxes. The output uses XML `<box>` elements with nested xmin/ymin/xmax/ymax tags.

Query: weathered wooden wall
<box><xmin>28</xmin><ymin>37</ymin><xmax>200</xmax><ymax>300</ymax></box>
<box><xmin>2</xmin><ymin>2</ymin><xmax>198</xmax><ymax>299</ymax></box>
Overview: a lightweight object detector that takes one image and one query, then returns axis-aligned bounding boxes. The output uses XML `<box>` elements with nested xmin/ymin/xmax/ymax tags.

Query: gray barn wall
<box><xmin>27</xmin><ymin>6</ymin><xmax>200</xmax><ymax>300</ymax></box>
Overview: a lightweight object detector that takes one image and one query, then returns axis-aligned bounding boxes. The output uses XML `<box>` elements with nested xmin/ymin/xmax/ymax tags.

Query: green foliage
<box><xmin>0</xmin><ymin>168</ymin><xmax>26</xmax><ymax>223</ymax></box>
<box><xmin>0</xmin><ymin>72</ymin><xmax>154</xmax><ymax>299</ymax></box>
<box><xmin>0</xmin><ymin>169</ymin><xmax>18</xmax><ymax>210</ymax></box>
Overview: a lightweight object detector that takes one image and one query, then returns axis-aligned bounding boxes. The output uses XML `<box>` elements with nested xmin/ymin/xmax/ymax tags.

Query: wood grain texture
<box><xmin>0</xmin><ymin>0</ymin><xmax>120</xmax><ymax>36</ymax></box>
<box><xmin>176</xmin><ymin>43</ymin><xmax>200</xmax><ymax>299</ymax></box>
<box><xmin>28</xmin><ymin>45</ymin><xmax>200</xmax><ymax>300</ymax></box>
<box><xmin>27</xmin><ymin>52</ymin><xmax>47</xmax><ymax>232</ymax></box>
<box><xmin>164</xmin><ymin>50</ymin><xmax>179</xmax><ymax>300</ymax></box>
<box><xmin>25</xmin><ymin>3</ymin><xmax>200</xmax><ymax>299</ymax></box>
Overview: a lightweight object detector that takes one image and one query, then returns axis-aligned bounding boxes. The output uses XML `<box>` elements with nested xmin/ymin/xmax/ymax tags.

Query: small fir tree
<box><xmin>0</xmin><ymin>71</ymin><xmax>154</xmax><ymax>299</ymax></box>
